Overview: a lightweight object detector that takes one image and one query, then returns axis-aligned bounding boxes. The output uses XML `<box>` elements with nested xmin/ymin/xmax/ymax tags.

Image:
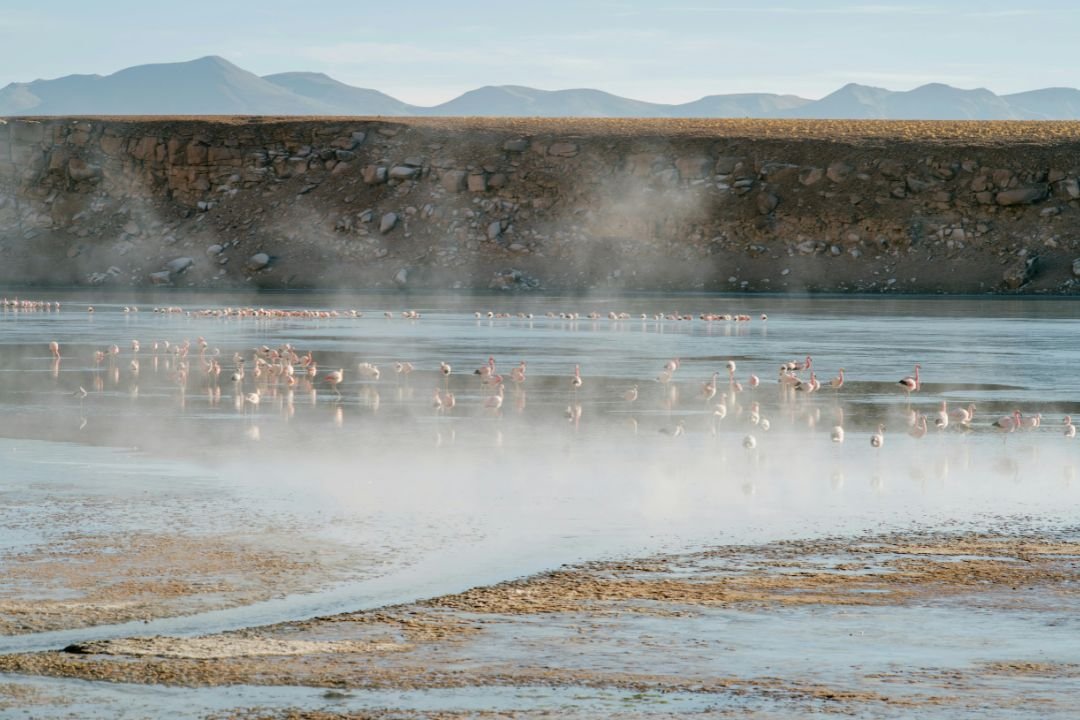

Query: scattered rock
<box><xmin>1003</xmin><ymin>256</ymin><xmax>1038</xmax><ymax>289</ymax></box>
<box><xmin>206</xmin><ymin>244</ymin><xmax>223</xmax><ymax>256</ymax></box>
<box><xmin>165</xmin><ymin>257</ymin><xmax>193</xmax><ymax>274</ymax></box>
<box><xmin>362</xmin><ymin>165</ymin><xmax>387</xmax><ymax>185</ymax></box>
<box><xmin>247</xmin><ymin>253</ymin><xmax>270</xmax><ymax>271</ymax></box>
<box><xmin>996</xmin><ymin>185</ymin><xmax>1048</xmax><ymax>206</ymax></box>
<box><xmin>756</xmin><ymin>192</ymin><xmax>779</xmax><ymax>215</ymax></box>
<box><xmin>148</xmin><ymin>270</ymin><xmax>172</xmax><ymax>285</ymax></box>
<box><xmin>467</xmin><ymin>174</ymin><xmax>487</xmax><ymax>193</ymax></box>
<box><xmin>502</xmin><ymin>138</ymin><xmax>529</xmax><ymax>152</ymax></box>
<box><xmin>441</xmin><ymin>170</ymin><xmax>467</xmax><ymax>192</ymax></box>
<box><xmin>1073</xmin><ymin>258</ymin><xmax>1080</xmax><ymax>278</ymax></box>
<box><xmin>486</xmin><ymin>220</ymin><xmax>503</xmax><ymax>241</ymax></box>
<box><xmin>489</xmin><ymin>268</ymin><xmax>539</xmax><ymax>291</ymax></box>
<box><xmin>389</xmin><ymin>166</ymin><xmax>419</xmax><ymax>181</ymax></box>
<box><xmin>393</xmin><ymin>267</ymin><xmax>409</xmax><ymax>287</ymax></box>
<box><xmin>798</xmin><ymin>167</ymin><xmax>824</xmax><ymax>186</ymax></box>
<box><xmin>547</xmin><ymin>142</ymin><xmax>579</xmax><ymax>158</ymax></box>
<box><xmin>826</xmin><ymin>161</ymin><xmax>853</xmax><ymax>183</ymax></box>
<box><xmin>380</xmin><ymin>212</ymin><xmax>398</xmax><ymax>234</ymax></box>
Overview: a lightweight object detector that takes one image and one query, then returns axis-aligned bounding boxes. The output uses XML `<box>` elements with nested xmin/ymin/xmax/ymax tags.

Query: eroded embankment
<box><xmin>2</xmin><ymin>116</ymin><xmax>1080</xmax><ymax>293</ymax></box>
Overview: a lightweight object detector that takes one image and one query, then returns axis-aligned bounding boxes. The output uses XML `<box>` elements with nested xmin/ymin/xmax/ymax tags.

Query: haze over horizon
<box><xmin>3</xmin><ymin>0</ymin><xmax>1080</xmax><ymax>106</ymax></box>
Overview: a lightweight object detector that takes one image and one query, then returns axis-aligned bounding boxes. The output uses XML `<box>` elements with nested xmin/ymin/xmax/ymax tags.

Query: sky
<box><xmin>2</xmin><ymin>1</ymin><xmax>1079</xmax><ymax>105</ymax></box>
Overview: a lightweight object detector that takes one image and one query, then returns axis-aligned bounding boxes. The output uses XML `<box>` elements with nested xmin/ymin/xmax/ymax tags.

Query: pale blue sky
<box><xmin>3</xmin><ymin>1</ymin><xmax>1078</xmax><ymax>104</ymax></box>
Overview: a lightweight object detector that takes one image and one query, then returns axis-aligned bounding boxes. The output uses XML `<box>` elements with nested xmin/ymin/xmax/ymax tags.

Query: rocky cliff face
<box><xmin>1</xmin><ymin>116</ymin><xmax>1079</xmax><ymax>294</ymax></box>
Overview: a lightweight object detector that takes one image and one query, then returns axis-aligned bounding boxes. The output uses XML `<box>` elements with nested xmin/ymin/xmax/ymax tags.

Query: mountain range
<box><xmin>3</xmin><ymin>55</ymin><xmax>1080</xmax><ymax>120</ymax></box>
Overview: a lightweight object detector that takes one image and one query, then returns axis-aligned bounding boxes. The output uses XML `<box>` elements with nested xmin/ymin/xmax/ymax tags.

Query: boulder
<box><xmin>393</xmin><ymin>267</ymin><xmax>409</xmax><ymax>287</ymax></box>
<box><xmin>1003</xmin><ymin>256</ymin><xmax>1037</xmax><ymax>289</ymax></box>
<box><xmin>675</xmin><ymin>156</ymin><xmax>712</xmax><ymax>180</ymax></box>
<box><xmin>756</xmin><ymin>192</ymin><xmax>779</xmax><ymax>215</ymax></box>
<box><xmin>467</xmin><ymin>173</ymin><xmax>487</xmax><ymax>192</ymax></box>
<box><xmin>995</xmin><ymin>185</ymin><xmax>1048</xmax><ymax>206</ymax></box>
<box><xmin>798</xmin><ymin>167</ymin><xmax>824</xmax><ymax>186</ymax></box>
<box><xmin>362</xmin><ymin>165</ymin><xmax>387</xmax><ymax>185</ymax></box>
<box><xmin>380</xmin><ymin>212</ymin><xmax>398</xmax><ymax>234</ymax></box>
<box><xmin>547</xmin><ymin>142</ymin><xmax>579</xmax><ymax>158</ymax></box>
<box><xmin>165</xmin><ymin>257</ymin><xmax>193</xmax><ymax>274</ymax></box>
<box><xmin>826</xmin><ymin>161</ymin><xmax>853</xmax><ymax>183</ymax></box>
<box><xmin>487</xmin><ymin>220</ymin><xmax>503</xmax><ymax>240</ymax></box>
<box><xmin>389</xmin><ymin>165</ymin><xmax>419</xmax><ymax>181</ymax></box>
<box><xmin>1063</xmin><ymin>178</ymin><xmax>1080</xmax><ymax>199</ymax></box>
<box><xmin>247</xmin><ymin>252</ymin><xmax>270</xmax><ymax>271</ymax></box>
<box><xmin>148</xmin><ymin>271</ymin><xmax>172</xmax><ymax>285</ymax></box>
<box><xmin>503</xmin><ymin>138</ymin><xmax>529</xmax><ymax>152</ymax></box>
<box><xmin>1073</xmin><ymin>258</ymin><xmax>1080</xmax><ymax>278</ymax></box>
<box><xmin>206</xmin><ymin>244</ymin><xmax>223</xmax><ymax>256</ymax></box>
<box><xmin>67</xmin><ymin>158</ymin><xmax>101</xmax><ymax>181</ymax></box>
<box><xmin>441</xmin><ymin>170</ymin><xmax>467</xmax><ymax>192</ymax></box>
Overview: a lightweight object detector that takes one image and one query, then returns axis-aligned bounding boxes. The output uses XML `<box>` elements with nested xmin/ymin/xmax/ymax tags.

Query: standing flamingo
<box><xmin>702</xmin><ymin>372</ymin><xmax>720</xmax><ymax>402</ymax></box>
<box><xmin>908</xmin><ymin>414</ymin><xmax>928</xmax><ymax>439</ymax></box>
<box><xmin>994</xmin><ymin>410</ymin><xmax>1023</xmax><ymax>433</ymax></box>
<box><xmin>324</xmin><ymin>368</ymin><xmax>344</xmax><ymax>398</ymax></box>
<box><xmin>831</xmin><ymin>425</ymin><xmax>845</xmax><ymax>443</ymax></box>
<box><xmin>510</xmin><ymin>361</ymin><xmax>527</xmax><ymax>384</ymax></box>
<box><xmin>949</xmin><ymin>403</ymin><xmax>976</xmax><ymax>426</ymax></box>
<box><xmin>571</xmin><ymin>365</ymin><xmax>582</xmax><ymax>395</ymax></box>
<box><xmin>484</xmin><ymin>385</ymin><xmax>504</xmax><ymax>413</ymax></box>
<box><xmin>48</xmin><ymin>341</ymin><xmax>60</xmax><ymax>359</ymax></box>
<box><xmin>624</xmin><ymin>385</ymin><xmax>639</xmax><ymax>403</ymax></box>
<box><xmin>898</xmin><ymin>364</ymin><xmax>921</xmax><ymax>395</ymax></box>
<box><xmin>934</xmin><ymin>401</ymin><xmax>949</xmax><ymax>430</ymax></box>
<box><xmin>830</xmin><ymin>369</ymin><xmax>845</xmax><ymax>390</ymax></box>
<box><xmin>870</xmin><ymin>424</ymin><xmax>885</xmax><ymax>447</ymax></box>
<box><xmin>1065</xmin><ymin>416</ymin><xmax>1076</xmax><ymax>439</ymax></box>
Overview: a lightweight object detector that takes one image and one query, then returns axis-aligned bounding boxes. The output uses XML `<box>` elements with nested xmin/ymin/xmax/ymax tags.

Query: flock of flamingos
<box><xmin>4</xmin><ymin>297</ymin><xmax>1076</xmax><ymax>448</ymax></box>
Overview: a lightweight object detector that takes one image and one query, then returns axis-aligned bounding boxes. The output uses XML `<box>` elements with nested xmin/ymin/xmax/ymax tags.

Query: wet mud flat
<box><xmin>3</xmin><ymin>527</ymin><xmax>1080</xmax><ymax>718</ymax></box>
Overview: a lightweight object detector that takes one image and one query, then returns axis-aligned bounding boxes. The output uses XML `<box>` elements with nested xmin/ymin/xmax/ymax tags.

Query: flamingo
<box><xmin>484</xmin><ymin>385</ymin><xmax>504</xmax><ymax>412</ymax></box>
<box><xmin>624</xmin><ymin>385</ymin><xmax>639</xmax><ymax>403</ymax></box>
<box><xmin>324</xmin><ymin>368</ymin><xmax>344</xmax><ymax>397</ymax></box>
<box><xmin>48</xmin><ymin>341</ymin><xmax>60</xmax><ymax>359</ymax></box>
<box><xmin>725</xmin><ymin>360</ymin><xmax>737</xmax><ymax>378</ymax></box>
<box><xmin>713</xmin><ymin>403</ymin><xmax>728</xmax><ymax>420</ymax></box>
<box><xmin>994</xmin><ymin>410</ymin><xmax>1023</xmax><ymax>433</ymax></box>
<box><xmin>748</xmin><ymin>374</ymin><xmax>760</xmax><ymax>389</ymax></box>
<box><xmin>899</xmin><ymin>364</ymin><xmax>921</xmax><ymax>394</ymax></box>
<box><xmin>244</xmin><ymin>388</ymin><xmax>261</xmax><ymax>413</ymax></box>
<box><xmin>432</xmin><ymin>388</ymin><xmax>444</xmax><ymax>412</ymax></box>
<box><xmin>357</xmin><ymin>362</ymin><xmax>380</xmax><ymax>381</ymax></box>
<box><xmin>934</xmin><ymin>401</ymin><xmax>949</xmax><ymax>430</ymax></box>
<box><xmin>1020</xmin><ymin>413</ymin><xmax>1042</xmax><ymax>430</ymax></box>
<box><xmin>510</xmin><ymin>361</ymin><xmax>527</xmax><ymax>384</ymax></box>
<box><xmin>474</xmin><ymin>356</ymin><xmax>495</xmax><ymax>378</ymax></box>
<box><xmin>443</xmin><ymin>391</ymin><xmax>456</xmax><ymax>412</ymax></box>
<box><xmin>830</xmin><ymin>369</ymin><xmax>845</xmax><ymax>390</ymax></box>
<box><xmin>870</xmin><ymin>424</ymin><xmax>885</xmax><ymax>448</ymax></box>
<box><xmin>909</xmin><ymin>414</ymin><xmax>928</xmax><ymax>439</ymax></box>
<box><xmin>743</xmin><ymin>434</ymin><xmax>757</xmax><ymax>449</ymax></box>
<box><xmin>571</xmin><ymin>365</ymin><xmax>582</xmax><ymax>394</ymax></box>
<box><xmin>702</xmin><ymin>372</ymin><xmax>720</xmax><ymax>402</ymax></box>
<box><xmin>1065</xmin><ymin>416</ymin><xmax>1076</xmax><ymax>439</ymax></box>
<box><xmin>949</xmin><ymin>403</ymin><xmax>976</xmax><ymax>426</ymax></box>
<box><xmin>831</xmin><ymin>425</ymin><xmax>845</xmax><ymax>443</ymax></box>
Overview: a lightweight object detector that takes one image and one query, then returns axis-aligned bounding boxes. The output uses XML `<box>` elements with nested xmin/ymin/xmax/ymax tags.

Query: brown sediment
<box><xmin>0</xmin><ymin>531</ymin><xmax>352</xmax><ymax>635</ymax></box>
<box><xmin>0</xmin><ymin>529</ymin><xmax>1077</xmax><ymax>720</ymax></box>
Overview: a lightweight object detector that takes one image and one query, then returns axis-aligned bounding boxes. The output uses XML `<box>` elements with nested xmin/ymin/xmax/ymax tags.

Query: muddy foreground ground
<box><xmin>2</xmin><ymin>527</ymin><xmax>1078</xmax><ymax>718</ymax></box>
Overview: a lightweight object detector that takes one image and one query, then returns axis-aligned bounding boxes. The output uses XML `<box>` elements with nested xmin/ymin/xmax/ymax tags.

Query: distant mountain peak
<box><xmin>4</xmin><ymin>57</ymin><xmax>1080</xmax><ymax>119</ymax></box>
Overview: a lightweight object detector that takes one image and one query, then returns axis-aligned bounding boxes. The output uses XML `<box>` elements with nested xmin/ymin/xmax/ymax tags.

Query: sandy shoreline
<box><xmin>2</xmin><ymin>527</ymin><xmax>1079</xmax><ymax>717</ymax></box>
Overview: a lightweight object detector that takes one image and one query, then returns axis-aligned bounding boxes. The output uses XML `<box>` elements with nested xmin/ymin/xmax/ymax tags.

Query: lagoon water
<box><xmin>1</xmin><ymin>291</ymin><xmax>1078</xmax><ymax>715</ymax></box>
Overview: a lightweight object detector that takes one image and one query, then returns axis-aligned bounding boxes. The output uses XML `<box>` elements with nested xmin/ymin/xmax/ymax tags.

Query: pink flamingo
<box><xmin>934</xmin><ymin>401</ymin><xmax>949</xmax><ymax>430</ymax></box>
<box><xmin>510</xmin><ymin>361</ymin><xmax>527</xmax><ymax>384</ymax></box>
<box><xmin>624</xmin><ymin>385</ymin><xmax>639</xmax><ymax>403</ymax></box>
<box><xmin>908</xmin><ymin>413</ymin><xmax>928</xmax><ymax>439</ymax></box>
<box><xmin>571</xmin><ymin>364</ymin><xmax>582</xmax><ymax>394</ymax></box>
<box><xmin>474</xmin><ymin>356</ymin><xmax>495</xmax><ymax>378</ymax></box>
<box><xmin>748</xmin><ymin>374</ymin><xmax>760</xmax><ymax>389</ymax></box>
<box><xmin>484</xmin><ymin>385</ymin><xmax>504</xmax><ymax>412</ymax></box>
<box><xmin>994</xmin><ymin>410</ymin><xmax>1023</xmax><ymax>433</ymax></box>
<box><xmin>1020</xmin><ymin>413</ymin><xmax>1042</xmax><ymax>430</ymax></box>
<box><xmin>898</xmin><ymin>364</ymin><xmax>921</xmax><ymax>395</ymax></box>
<box><xmin>949</xmin><ymin>403</ymin><xmax>976</xmax><ymax>426</ymax></box>
<box><xmin>1065</xmin><ymin>416</ymin><xmax>1076</xmax><ymax>439</ymax></box>
<box><xmin>48</xmin><ymin>341</ymin><xmax>60</xmax><ymax>359</ymax></box>
<box><xmin>702</xmin><ymin>372</ymin><xmax>720</xmax><ymax>402</ymax></box>
<box><xmin>443</xmin><ymin>391</ymin><xmax>456</xmax><ymax>412</ymax></box>
<box><xmin>830</xmin><ymin>369</ymin><xmax>845</xmax><ymax>390</ymax></box>
<box><xmin>324</xmin><ymin>368</ymin><xmax>344</xmax><ymax>397</ymax></box>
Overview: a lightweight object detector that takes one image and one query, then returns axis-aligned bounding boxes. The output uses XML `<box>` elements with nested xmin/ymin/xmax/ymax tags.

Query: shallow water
<box><xmin>1</xmin><ymin>291</ymin><xmax>1079</xmax><ymax>715</ymax></box>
